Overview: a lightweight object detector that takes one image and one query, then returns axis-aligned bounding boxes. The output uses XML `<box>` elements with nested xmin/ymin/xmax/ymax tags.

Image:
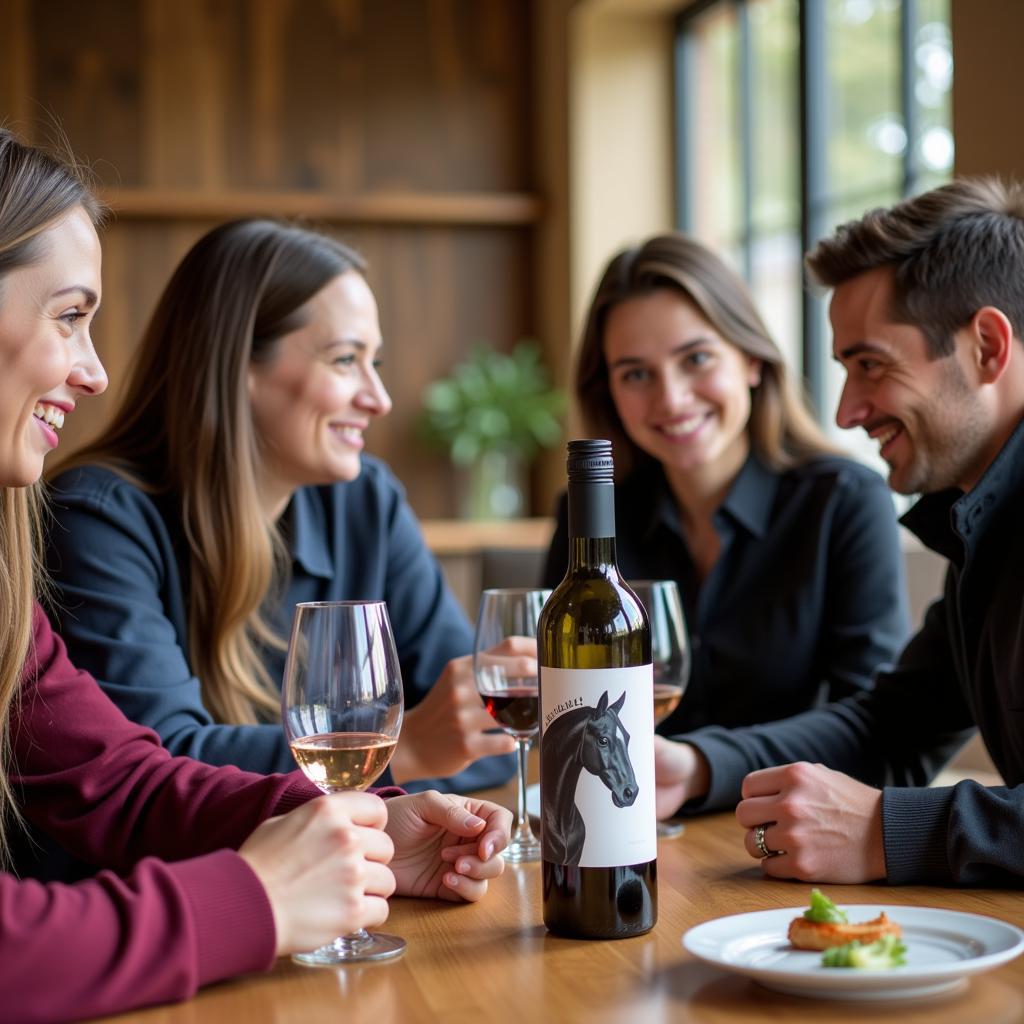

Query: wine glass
<box><xmin>473</xmin><ymin>587</ymin><xmax>550</xmax><ymax>863</ymax></box>
<box><xmin>628</xmin><ymin>580</ymin><xmax>690</xmax><ymax>840</ymax></box>
<box><xmin>281</xmin><ymin>600</ymin><xmax>405</xmax><ymax>965</ymax></box>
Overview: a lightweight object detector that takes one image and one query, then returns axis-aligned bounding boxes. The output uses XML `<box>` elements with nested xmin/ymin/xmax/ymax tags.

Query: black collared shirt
<box><xmin>543</xmin><ymin>454</ymin><xmax>909</xmax><ymax>733</ymax></box>
<box><xmin>683</xmin><ymin>416</ymin><xmax>1024</xmax><ymax>886</ymax></box>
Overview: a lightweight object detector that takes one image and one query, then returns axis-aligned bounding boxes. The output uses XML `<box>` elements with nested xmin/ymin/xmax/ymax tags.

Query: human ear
<box><xmin>747</xmin><ymin>357</ymin><xmax>763</xmax><ymax>388</ymax></box>
<box><xmin>970</xmin><ymin>306</ymin><xmax>1014</xmax><ymax>384</ymax></box>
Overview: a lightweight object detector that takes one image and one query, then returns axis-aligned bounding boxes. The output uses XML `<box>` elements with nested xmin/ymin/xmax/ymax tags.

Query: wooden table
<box><xmin>93</xmin><ymin>787</ymin><xmax>1024</xmax><ymax>1023</ymax></box>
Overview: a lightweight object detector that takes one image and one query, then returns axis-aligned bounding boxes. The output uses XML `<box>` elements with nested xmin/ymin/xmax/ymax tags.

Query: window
<box><xmin>674</xmin><ymin>0</ymin><xmax>952</xmax><ymax>466</ymax></box>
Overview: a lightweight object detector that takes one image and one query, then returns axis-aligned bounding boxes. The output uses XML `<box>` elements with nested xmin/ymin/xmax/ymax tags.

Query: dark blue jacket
<box><xmin>45</xmin><ymin>457</ymin><xmax>514</xmax><ymax>793</ymax></box>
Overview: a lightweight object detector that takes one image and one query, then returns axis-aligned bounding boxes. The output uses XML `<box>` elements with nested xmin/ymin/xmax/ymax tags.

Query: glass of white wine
<box><xmin>628</xmin><ymin>580</ymin><xmax>690</xmax><ymax>840</ymax></box>
<box><xmin>474</xmin><ymin>587</ymin><xmax>550</xmax><ymax>863</ymax></box>
<box><xmin>281</xmin><ymin>600</ymin><xmax>405</xmax><ymax>965</ymax></box>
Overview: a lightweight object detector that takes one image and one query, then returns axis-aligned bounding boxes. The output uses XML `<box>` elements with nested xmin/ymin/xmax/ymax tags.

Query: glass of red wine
<box><xmin>281</xmin><ymin>600</ymin><xmax>405</xmax><ymax>964</ymax></box>
<box><xmin>473</xmin><ymin>587</ymin><xmax>550</xmax><ymax>863</ymax></box>
<box><xmin>628</xmin><ymin>580</ymin><xmax>690</xmax><ymax>839</ymax></box>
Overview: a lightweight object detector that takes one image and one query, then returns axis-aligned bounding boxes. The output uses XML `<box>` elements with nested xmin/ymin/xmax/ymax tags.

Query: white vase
<box><xmin>462</xmin><ymin>450</ymin><xmax>526</xmax><ymax>519</ymax></box>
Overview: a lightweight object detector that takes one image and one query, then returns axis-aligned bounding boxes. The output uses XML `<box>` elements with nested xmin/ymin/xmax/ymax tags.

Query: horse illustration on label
<box><xmin>541</xmin><ymin>690</ymin><xmax>637</xmax><ymax>866</ymax></box>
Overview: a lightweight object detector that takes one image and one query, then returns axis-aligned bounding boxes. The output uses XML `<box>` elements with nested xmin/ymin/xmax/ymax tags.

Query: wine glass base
<box><xmin>292</xmin><ymin>932</ymin><xmax>406</xmax><ymax>966</ymax></box>
<box><xmin>504</xmin><ymin>837</ymin><xmax>542</xmax><ymax>863</ymax></box>
<box><xmin>657</xmin><ymin>820</ymin><xmax>685</xmax><ymax>840</ymax></box>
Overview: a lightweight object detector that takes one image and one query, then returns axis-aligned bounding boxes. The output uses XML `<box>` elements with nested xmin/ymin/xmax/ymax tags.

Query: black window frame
<box><xmin>673</xmin><ymin>0</ymin><xmax>944</xmax><ymax>414</ymax></box>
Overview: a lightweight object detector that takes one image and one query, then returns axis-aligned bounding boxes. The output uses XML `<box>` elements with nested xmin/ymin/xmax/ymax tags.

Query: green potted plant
<box><xmin>419</xmin><ymin>341</ymin><xmax>565</xmax><ymax>519</ymax></box>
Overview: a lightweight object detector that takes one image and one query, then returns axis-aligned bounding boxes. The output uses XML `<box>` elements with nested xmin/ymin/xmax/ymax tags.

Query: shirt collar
<box><xmin>284</xmin><ymin>488</ymin><xmax>335</xmax><ymax>580</ymax></box>
<box><xmin>901</xmin><ymin>414</ymin><xmax>1024</xmax><ymax>563</ymax></box>
<box><xmin>642</xmin><ymin>452</ymin><xmax>779</xmax><ymax>541</ymax></box>
<box><xmin>719</xmin><ymin>452</ymin><xmax>780</xmax><ymax>539</ymax></box>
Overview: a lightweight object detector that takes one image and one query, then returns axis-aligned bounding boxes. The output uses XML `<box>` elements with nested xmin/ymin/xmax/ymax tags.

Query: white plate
<box><xmin>682</xmin><ymin>904</ymin><xmax>1024</xmax><ymax>1000</ymax></box>
<box><xmin>525</xmin><ymin>782</ymin><xmax>540</xmax><ymax>820</ymax></box>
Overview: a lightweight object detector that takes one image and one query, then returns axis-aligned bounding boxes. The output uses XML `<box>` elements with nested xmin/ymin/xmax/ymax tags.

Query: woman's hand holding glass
<box><xmin>386</xmin><ymin>651</ymin><xmax>518</xmax><ymax>785</ymax></box>
<box><xmin>239</xmin><ymin>791</ymin><xmax>396</xmax><ymax>957</ymax></box>
<box><xmin>628</xmin><ymin>580</ymin><xmax>691</xmax><ymax>839</ymax></box>
<box><xmin>281</xmin><ymin>600</ymin><xmax>405</xmax><ymax>964</ymax></box>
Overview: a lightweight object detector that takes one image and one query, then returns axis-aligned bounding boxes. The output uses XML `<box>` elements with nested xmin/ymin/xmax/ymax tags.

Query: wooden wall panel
<box><xmin>1</xmin><ymin>0</ymin><xmax>538</xmax><ymax>519</ymax></box>
<box><xmin>276</xmin><ymin>0</ymin><xmax>367</xmax><ymax>191</ymax></box>
<box><xmin>0</xmin><ymin>0</ymin><xmax>32</xmax><ymax>132</ymax></box>
<box><xmin>22</xmin><ymin>0</ymin><xmax>531</xmax><ymax>193</ymax></box>
<box><xmin>85</xmin><ymin>219</ymin><xmax>532</xmax><ymax>518</ymax></box>
<box><xmin>139</xmin><ymin>0</ymin><xmax>244</xmax><ymax>188</ymax></box>
<box><xmin>270</xmin><ymin>0</ymin><xmax>532</xmax><ymax>192</ymax></box>
<box><xmin>30</xmin><ymin>0</ymin><xmax>144</xmax><ymax>180</ymax></box>
<box><xmin>356</xmin><ymin>0</ymin><xmax>531</xmax><ymax>190</ymax></box>
<box><xmin>358</xmin><ymin>225</ymin><xmax>535</xmax><ymax>516</ymax></box>
<box><xmin>952</xmin><ymin>0</ymin><xmax>1024</xmax><ymax>180</ymax></box>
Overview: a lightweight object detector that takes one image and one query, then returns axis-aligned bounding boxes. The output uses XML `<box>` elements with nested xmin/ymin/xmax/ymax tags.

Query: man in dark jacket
<box><xmin>654</xmin><ymin>177</ymin><xmax>1024</xmax><ymax>886</ymax></box>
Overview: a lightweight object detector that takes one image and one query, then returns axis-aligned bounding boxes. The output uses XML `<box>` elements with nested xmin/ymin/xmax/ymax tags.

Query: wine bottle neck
<box><xmin>568</xmin><ymin>536</ymin><xmax>618</xmax><ymax>572</ymax></box>
<box><xmin>567</xmin><ymin>477</ymin><xmax>618</xmax><ymax>572</ymax></box>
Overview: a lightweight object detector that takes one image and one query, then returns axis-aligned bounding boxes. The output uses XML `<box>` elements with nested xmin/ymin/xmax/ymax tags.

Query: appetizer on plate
<box><xmin>789</xmin><ymin>889</ymin><xmax>903</xmax><ymax>952</ymax></box>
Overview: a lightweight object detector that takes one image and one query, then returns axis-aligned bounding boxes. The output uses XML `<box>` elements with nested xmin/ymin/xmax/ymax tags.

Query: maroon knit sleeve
<box><xmin>10</xmin><ymin>606</ymin><xmax>325</xmax><ymax>868</ymax></box>
<box><xmin>0</xmin><ymin>849</ymin><xmax>278</xmax><ymax>1021</ymax></box>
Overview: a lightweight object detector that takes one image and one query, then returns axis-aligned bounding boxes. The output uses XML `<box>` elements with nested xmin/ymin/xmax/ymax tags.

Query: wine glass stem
<box><xmin>332</xmin><ymin>929</ymin><xmax>373</xmax><ymax>953</ymax></box>
<box><xmin>513</xmin><ymin>735</ymin><xmax>533</xmax><ymax>841</ymax></box>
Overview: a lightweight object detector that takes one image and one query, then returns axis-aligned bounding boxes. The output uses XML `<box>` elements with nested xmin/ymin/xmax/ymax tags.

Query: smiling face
<box><xmin>0</xmin><ymin>205</ymin><xmax>107</xmax><ymax>487</ymax></box>
<box><xmin>831</xmin><ymin>266</ymin><xmax>991</xmax><ymax>495</ymax></box>
<box><xmin>248</xmin><ymin>270</ymin><xmax>391</xmax><ymax>515</ymax></box>
<box><xmin>604</xmin><ymin>288</ymin><xmax>762</xmax><ymax>497</ymax></box>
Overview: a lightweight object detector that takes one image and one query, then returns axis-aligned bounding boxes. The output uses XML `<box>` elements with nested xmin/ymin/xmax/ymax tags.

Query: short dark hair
<box><xmin>805</xmin><ymin>177</ymin><xmax>1024</xmax><ymax>357</ymax></box>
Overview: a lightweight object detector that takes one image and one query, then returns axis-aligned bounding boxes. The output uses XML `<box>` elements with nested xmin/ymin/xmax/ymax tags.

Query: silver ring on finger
<box><xmin>753</xmin><ymin>822</ymin><xmax>785</xmax><ymax>859</ymax></box>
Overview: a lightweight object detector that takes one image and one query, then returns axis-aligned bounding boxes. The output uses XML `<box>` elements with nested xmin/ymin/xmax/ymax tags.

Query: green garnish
<box><xmin>803</xmin><ymin>888</ymin><xmax>849</xmax><ymax>924</ymax></box>
<box><xmin>821</xmin><ymin>934</ymin><xmax>907</xmax><ymax>969</ymax></box>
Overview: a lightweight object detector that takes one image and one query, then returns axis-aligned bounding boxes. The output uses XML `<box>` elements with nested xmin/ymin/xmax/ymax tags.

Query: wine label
<box><xmin>539</xmin><ymin>665</ymin><xmax>656</xmax><ymax>868</ymax></box>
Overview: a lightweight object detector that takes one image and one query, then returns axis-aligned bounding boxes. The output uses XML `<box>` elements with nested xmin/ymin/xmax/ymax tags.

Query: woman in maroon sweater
<box><xmin>0</xmin><ymin>132</ymin><xmax>511</xmax><ymax>1022</ymax></box>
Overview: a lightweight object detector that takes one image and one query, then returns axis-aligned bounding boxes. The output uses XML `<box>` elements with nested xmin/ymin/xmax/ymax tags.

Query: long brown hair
<box><xmin>576</xmin><ymin>232</ymin><xmax>838</xmax><ymax>478</ymax></box>
<box><xmin>58</xmin><ymin>219</ymin><xmax>366</xmax><ymax>725</ymax></box>
<box><xmin>0</xmin><ymin>127</ymin><xmax>102</xmax><ymax>864</ymax></box>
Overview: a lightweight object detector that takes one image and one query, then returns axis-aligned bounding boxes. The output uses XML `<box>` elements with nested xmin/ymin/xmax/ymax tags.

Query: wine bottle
<box><xmin>538</xmin><ymin>439</ymin><xmax>656</xmax><ymax>938</ymax></box>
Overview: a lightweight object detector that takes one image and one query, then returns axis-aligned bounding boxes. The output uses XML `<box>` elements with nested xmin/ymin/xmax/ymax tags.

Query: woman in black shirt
<box><xmin>543</xmin><ymin>233</ymin><xmax>908</xmax><ymax>735</ymax></box>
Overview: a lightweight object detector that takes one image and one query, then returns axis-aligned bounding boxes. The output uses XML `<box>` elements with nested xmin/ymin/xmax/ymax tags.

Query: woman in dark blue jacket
<box><xmin>46</xmin><ymin>219</ymin><xmax>517</xmax><ymax>792</ymax></box>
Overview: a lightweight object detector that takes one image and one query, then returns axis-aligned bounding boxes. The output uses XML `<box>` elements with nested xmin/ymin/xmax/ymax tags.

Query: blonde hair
<box><xmin>0</xmin><ymin>128</ymin><xmax>102</xmax><ymax>864</ymax></box>
<box><xmin>57</xmin><ymin>219</ymin><xmax>365</xmax><ymax>725</ymax></box>
<box><xmin>576</xmin><ymin>232</ymin><xmax>839</xmax><ymax>479</ymax></box>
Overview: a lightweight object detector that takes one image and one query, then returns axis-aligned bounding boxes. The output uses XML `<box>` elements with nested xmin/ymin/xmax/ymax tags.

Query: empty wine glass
<box><xmin>473</xmin><ymin>587</ymin><xmax>550</xmax><ymax>863</ymax></box>
<box><xmin>281</xmin><ymin>600</ymin><xmax>405</xmax><ymax>964</ymax></box>
<box><xmin>628</xmin><ymin>580</ymin><xmax>690</xmax><ymax>840</ymax></box>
